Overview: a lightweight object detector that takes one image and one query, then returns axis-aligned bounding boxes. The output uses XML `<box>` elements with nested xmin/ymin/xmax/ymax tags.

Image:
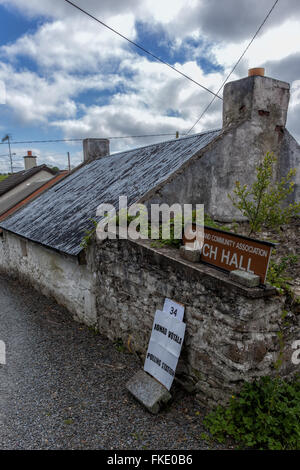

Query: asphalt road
<box><xmin>0</xmin><ymin>274</ymin><xmax>217</xmax><ymax>450</ymax></box>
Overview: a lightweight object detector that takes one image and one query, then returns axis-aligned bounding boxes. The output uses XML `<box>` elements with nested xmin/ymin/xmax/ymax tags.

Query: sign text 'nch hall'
<box><xmin>183</xmin><ymin>224</ymin><xmax>275</xmax><ymax>284</ymax></box>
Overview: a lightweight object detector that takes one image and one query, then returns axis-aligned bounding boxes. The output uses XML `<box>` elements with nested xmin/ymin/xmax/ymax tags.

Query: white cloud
<box><xmin>141</xmin><ymin>0</ymin><xmax>191</xmax><ymax>23</ymax></box>
<box><xmin>0</xmin><ymin>0</ymin><xmax>141</xmax><ymax>20</ymax></box>
<box><xmin>0</xmin><ymin>60</ymin><xmax>123</xmax><ymax>125</ymax></box>
<box><xmin>168</xmin><ymin>0</ymin><xmax>300</xmax><ymax>42</ymax></box>
<box><xmin>46</xmin><ymin>55</ymin><xmax>224</xmax><ymax>148</ymax></box>
<box><xmin>0</xmin><ymin>78</ymin><xmax>5</xmax><ymax>104</ymax></box>
<box><xmin>0</xmin><ymin>0</ymin><xmax>300</xmax><ymax>153</ymax></box>
<box><xmin>1</xmin><ymin>14</ymin><xmax>136</xmax><ymax>72</ymax></box>
<box><xmin>212</xmin><ymin>19</ymin><xmax>300</xmax><ymax>71</ymax></box>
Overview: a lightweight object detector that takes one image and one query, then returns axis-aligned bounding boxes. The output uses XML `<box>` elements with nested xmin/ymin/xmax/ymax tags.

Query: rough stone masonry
<box><xmin>93</xmin><ymin>236</ymin><xmax>299</xmax><ymax>408</ymax></box>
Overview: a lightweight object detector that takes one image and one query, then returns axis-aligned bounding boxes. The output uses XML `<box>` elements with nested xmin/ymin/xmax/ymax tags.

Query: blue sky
<box><xmin>0</xmin><ymin>0</ymin><xmax>300</xmax><ymax>172</ymax></box>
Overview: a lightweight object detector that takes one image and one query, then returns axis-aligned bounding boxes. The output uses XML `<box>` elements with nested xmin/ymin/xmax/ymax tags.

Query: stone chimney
<box><xmin>222</xmin><ymin>68</ymin><xmax>290</xmax><ymax>131</ymax></box>
<box><xmin>83</xmin><ymin>138</ymin><xmax>110</xmax><ymax>162</ymax></box>
<box><xmin>204</xmin><ymin>69</ymin><xmax>297</xmax><ymax>222</ymax></box>
<box><xmin>24</xmin><ymin>150</ymin><xmax>37</xmax><ymax>170</ymax></box>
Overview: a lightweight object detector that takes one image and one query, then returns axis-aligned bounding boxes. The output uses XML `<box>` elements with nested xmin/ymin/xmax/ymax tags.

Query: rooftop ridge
<box><xmin>88</xmin><ymin>129</ymin><xmax>222</xmax><ymax>164</ymax></box>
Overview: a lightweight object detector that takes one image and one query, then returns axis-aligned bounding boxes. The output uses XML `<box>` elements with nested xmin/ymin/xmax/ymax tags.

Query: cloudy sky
<box><xmin>0</xmin><ymin>0</ymin><xmax>299</xmax><ymax>171</ymax></box>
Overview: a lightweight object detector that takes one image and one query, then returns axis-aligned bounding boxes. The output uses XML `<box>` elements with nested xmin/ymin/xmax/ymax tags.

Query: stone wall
<box><xmin>0</xmin><ymin>229</ymin><xmax>298</xmax><ymax>408</ymax></box>
<box><xmin>0</xmin><ymin>231</ymin><xmax>97</xmax><ymax>326</ymax></box>
<box><xmin>94</xmin><ymin>236</ymin><xmax>299</xmax><ymax>407</ymax></box>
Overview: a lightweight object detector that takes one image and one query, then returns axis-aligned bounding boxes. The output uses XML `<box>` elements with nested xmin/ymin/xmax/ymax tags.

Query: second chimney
<box><xmin>83</xmin><ymin>138</ymin><xmax>110</xmax><ymax>162</ymax></box>
<box><xmin>24</xmin><ymin>150</ymin><xmax>37</xmax><ymax>170</ymax></box>
<box><xmin>222</xmin><ymin>68</ymin><xmax>290</xmax><ymax>129</ymax></box>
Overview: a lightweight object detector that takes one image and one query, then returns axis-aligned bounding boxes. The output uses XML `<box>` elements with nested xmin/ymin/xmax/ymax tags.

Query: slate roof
<box><xmin>0</xmin><ymin>165</ymin><xmax>57</xmax><ymax>197</ymax></box>
<box><xmin>0</xmin><ymin>130</ymin><xmax>221</xmax><ymax>256</ymax></box>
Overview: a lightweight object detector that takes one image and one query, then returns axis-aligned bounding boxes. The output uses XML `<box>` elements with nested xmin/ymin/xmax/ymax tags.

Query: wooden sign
<box><xmin>183</xmin><ymin>224</ymin><xmax>275</xmax><ymax>284</ymax></box>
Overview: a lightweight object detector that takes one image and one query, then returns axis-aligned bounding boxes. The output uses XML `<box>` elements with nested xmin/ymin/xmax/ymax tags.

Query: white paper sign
<box><xmin>144</xmin><ymin>340</ymin><xmax>179</xmax><ymax>391</ymax></box>
<box><xmin>163</xmin><ymin>298</ymin><xmax>184</xmax><ymax>322</ymax></box>
<box><xmin>150</xmin><ymin>310</ymin><xmax>186</xmax><ymax>357</ymax></box>
<box><xmin>144</xmin><ymin>309</ymin><xmax>186</xmax><ymax>390</ymax></box>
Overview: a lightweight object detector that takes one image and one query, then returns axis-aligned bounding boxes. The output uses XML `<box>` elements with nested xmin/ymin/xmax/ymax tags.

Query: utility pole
<box><xmin>1</xmin><ymin>134</ymin><xmax>13</xmax><ymax>173</ymax></box>
<box><xmin>8</xmin><ymin>136</ymin><xmax>12</xmax><ymax>173</ymax></box>
<box><xmin>67</xmin><ymin>152</ymin><xmax>71</xmax><ymax>172</ymax></box>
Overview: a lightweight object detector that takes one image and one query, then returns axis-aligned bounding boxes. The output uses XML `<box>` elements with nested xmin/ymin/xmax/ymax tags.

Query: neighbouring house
<box><xmin>0</xmin><ymin>151</ymin><xmax>68</xmax><ymax>222</ymax></box>
<box><xmin>0</xmin><ymin>69</ymin><xmax>299</xmax><ymax>407</ymax></box>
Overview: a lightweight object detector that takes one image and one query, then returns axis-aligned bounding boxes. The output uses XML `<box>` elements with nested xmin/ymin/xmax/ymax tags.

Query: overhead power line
<box><xmin>186</xmin><ymin>0</ymin><xmax>280</xmax><ymax>135</ymax></box>
<box><xmin>0</xmin><ymin>133</ymin><xmax>178</xmax><ymax>145</ymax></box>
<box><xmin>0</xmin><ymin>138</ymin><xmax>83</xmax><ymax>145</ymax></box>
<box><xmin>63</xmin><ymin>0</ymin><xmax>222</xmax><ymax>101</ymax></box>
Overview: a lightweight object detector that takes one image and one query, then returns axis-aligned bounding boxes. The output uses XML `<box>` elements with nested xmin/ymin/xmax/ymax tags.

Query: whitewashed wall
<box><xmin>0</xmin><ymin>231</ymin><xmax>97</xmax><ymax>326</ymax></box>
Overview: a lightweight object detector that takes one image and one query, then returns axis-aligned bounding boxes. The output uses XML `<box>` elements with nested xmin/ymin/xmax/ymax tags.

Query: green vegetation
<box><xmin>227</xmin><ymin>151</ymin><xmax>299</xmax><ymax>298</ymax></box>
<box><xmin>0</xmin><ymin>174</ymin><xmax>9</xmax><ymax>181</ymax></box>
<box><xmin>63</xmin><ymin>418</ymin><xmax>73</xmax><ymax>425</ymax></box>
<box><xmin>88</xmin><ymin>325</ymin><xmax>100</xmax><ymax>335</ymax></box>
<box><xmin>266</xmin><ymin>252</ymin><xmax>299</xmax><ymax>294</ymax></box>
<box><xmin>203</xmin><ymin>376</ymin><xmax>300</xmax><ymax>450</ymax></box>
<box><xmin>80</xmin><ymin>218</ymin><xmax>98</xmax><ymax>249</ymax></box>
<box><xmin>80</xmin><ymin>210</ymin><xmax>235</xmax><ymax>250</ymax></box>
<box><xmin>203</xmin><ymin>213</ymin><xmax>231</xmax><ymax>232</ymax></box>
<box><xmin>150</xmin><ymin>215</ymin><xmax>182</xmax><ymax>248</ymax></box>
<box><xmin>228</xmin><ymin>152</ymin><xmax>300</xmax><ymax>236</ymax></box>
<box><xmin>51</xmin><ymin>166</ymin><xmax>60</xmax><ymax>173</ymax></box>
<box><xmin>114</xmin><ymin>338</ymin><xmax>126</xmax><ymax>353</ymax></box>
<box><xmin>153</xmin><ymin>213</ymin><xmax>231</xmax><ymax>247</ymax></box>
<box><xmin>149</xmin><ymin>212</ymin><xmax>230</xmax><ymax>248</ymax></box>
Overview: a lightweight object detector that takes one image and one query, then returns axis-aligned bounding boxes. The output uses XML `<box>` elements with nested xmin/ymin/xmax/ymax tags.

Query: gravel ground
<box><xmin>0</xmin><ymin>274</ymin><xmax>225</xmax><ymax>450</ymax></box>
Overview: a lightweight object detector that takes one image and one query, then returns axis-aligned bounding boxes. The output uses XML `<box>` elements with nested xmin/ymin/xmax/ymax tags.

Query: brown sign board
<box><xmin>183</xmin><ymin>224</ymin><xmax>275</xmax><ymax>285</ymax></box>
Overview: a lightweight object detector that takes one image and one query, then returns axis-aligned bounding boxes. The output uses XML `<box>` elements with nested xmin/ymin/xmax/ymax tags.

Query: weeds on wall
<box><xmin>80</xmin><ymin>218</ymin><xmax>98</xmax><ymax>249</ymax></box>
<box><xmin>266</xmin><ymin>252</ymin><xmax>299</xmax><ymax>294</ymax></box>
<box><xmin>150</xmin><ymin>212</ymin><xmax>230</xmax><ymax>248</ymax></box>
<box><xmin>80</xmin><ymin>210</ymin><xmax>231</xmax><ymax>250</ymax></box>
